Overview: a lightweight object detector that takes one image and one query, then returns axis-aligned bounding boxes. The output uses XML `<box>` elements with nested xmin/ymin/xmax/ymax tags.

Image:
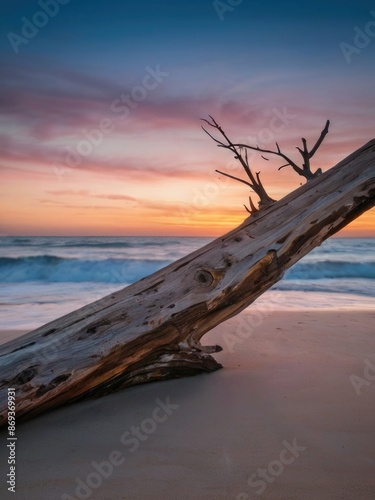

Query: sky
<box><xmin>0</xmin><ymin>0</ymin><xmax>374</xmax><ymax>237</ymax></box>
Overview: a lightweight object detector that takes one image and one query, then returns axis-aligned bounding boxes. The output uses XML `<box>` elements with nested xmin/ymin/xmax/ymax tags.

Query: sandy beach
<box><xmin>1</xmin><ymin>309</ymin><xmax>375</xmax><ymax>500</ymax></box>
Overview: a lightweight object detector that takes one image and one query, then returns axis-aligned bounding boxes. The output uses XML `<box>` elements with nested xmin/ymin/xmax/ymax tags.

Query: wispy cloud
<box><xmin>46</xmin><ymin>189</ymin><xmax>137</xmax><ymax>202</ymax></box>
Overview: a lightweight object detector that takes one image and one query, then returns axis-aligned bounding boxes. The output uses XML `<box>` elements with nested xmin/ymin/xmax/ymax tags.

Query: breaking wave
<box><xmin>0</xmin><ymin>256</ymin><xmax>170</xmax><ymax>283</ymax></box>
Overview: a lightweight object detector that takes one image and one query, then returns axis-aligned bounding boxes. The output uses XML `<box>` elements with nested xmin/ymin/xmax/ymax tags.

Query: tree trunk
<box><xmin>1</xmin><ymin>140</ymin><xmax>375</xmax><ymax>426</ymax></box>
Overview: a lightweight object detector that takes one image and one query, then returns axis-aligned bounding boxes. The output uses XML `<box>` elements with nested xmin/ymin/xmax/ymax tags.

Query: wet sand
<box><xmin>1</xmin><ymin>310</ymin><xmax>375</xmax><ymax>499</ymax></box>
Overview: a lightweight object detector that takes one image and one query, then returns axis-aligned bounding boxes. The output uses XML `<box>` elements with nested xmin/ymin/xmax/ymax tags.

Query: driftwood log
<box><xmin>1</xmin><ymin>139</ymin><xmax>375</xmax><ymax>425</ymax></box>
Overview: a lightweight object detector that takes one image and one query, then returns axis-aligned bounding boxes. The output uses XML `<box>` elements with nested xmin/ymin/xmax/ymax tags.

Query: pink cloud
<box><xmin>1</xmin><ymin>60</ymin><xmax>373</xmax><ymax>198</ymax></box>
<box><xmin>46</xmin><ymin>189</ymin><xmax>138</xmax><ymax>203</ymax></box>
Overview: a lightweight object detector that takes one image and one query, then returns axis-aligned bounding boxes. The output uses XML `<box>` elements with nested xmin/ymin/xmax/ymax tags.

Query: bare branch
<box><xmin>244</xmin><ymin>196</ymin><xmax>258</xmax><ymax>215</ymax></box>
<box><xmin>215</xmin><ymin>170</ymin><xmax>253</xmax><ymax>189</ymax></box>
<box><xmin>309</xmin><ymin>120</ymin><xmax>330</xmax><ymax>158</ymax></box>
<box><xmin>233</xmin><ymin>142</ymin><xmax>304</xmax><ymax>177</ymax></box>
<box><xmin>202</xmin><ymin>115</ymin><xmax>276</xmax><ymax>213</ymax></box>
<box><xmin>231</xmin><ymin>119</ymin><xmax>330</xmax><ymax>182</ymax></box>
<box><xmin>249</xmin><ymin>196</ymin><xmax>258</xmax><ymax>213</ymax></box>
<box><xmin>291</xmin><ymin>120</ymin><xmax>330</xmax><ymax>179</ymax></box>
<box><xmin>201</xmin><ymin>125</ymin><xmax>225</xmax><ymax>146</ymax></box>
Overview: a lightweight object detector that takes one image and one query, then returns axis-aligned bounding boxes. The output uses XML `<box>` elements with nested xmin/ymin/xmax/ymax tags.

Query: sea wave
<box><xmin>0</xmin><ymin>256</ymin><xmax>171</xmax><ymax>283</ymax></box>
<box><xmin>285</xmin><ymin>260</ymin><xmax>375</xmax><ymax>280</ymax></box>
<box><xmin>0</xmin><ymin>238</ymin><xmax>186</xmax><ymax>248</ymax></box>
<box><xmin>1</xmin><ymin>255</ymin><xmax>375</xmax><ymax>284</ymax></box>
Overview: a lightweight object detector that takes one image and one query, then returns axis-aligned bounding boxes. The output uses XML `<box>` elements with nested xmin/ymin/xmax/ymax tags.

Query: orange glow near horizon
<box><xmin>2</xmin><ymin>159</ymin><xmax>374</xmax><ymax>237</ymax></box>
<box><xmin>1</xmin><ymin>102</ymin><xmax>374</xmax><ymax>238</ymax></box>
<box><xmin>1</xmin><ymin>2</ymin><xmax>375</xmax><ymax>241</ymax></box>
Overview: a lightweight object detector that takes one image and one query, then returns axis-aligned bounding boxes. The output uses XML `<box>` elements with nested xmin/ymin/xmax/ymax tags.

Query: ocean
<box><xmin>0</xmin><ymin>236</ymin><xmax>374</xmax><ymax>331</ymax></box>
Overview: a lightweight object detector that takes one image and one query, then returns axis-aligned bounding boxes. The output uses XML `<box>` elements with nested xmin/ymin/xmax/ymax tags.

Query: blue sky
<box><xmin>1</xmin><ymin>0</ymin><xmax>374</xmax><ymax>235</ymax></box>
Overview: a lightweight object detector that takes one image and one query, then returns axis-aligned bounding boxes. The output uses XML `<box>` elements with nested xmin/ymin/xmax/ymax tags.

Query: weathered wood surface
<box><xmin>1</xmin><ymin>139</ymin><xmax>374</xmax><ymax>425</ymax></box>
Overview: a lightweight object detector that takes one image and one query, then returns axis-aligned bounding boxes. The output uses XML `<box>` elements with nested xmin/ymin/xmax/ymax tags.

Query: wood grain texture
<box><xmin>1</xmin><ymin>139</ymin><xmax>374</xmax><ymax>425</ymax></box>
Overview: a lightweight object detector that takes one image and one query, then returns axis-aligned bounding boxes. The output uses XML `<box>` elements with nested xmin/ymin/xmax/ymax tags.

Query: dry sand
<box><xmin>1</xmin><ymin>310</ymin><xmax>375</xmax><ymax>499</ymax></box>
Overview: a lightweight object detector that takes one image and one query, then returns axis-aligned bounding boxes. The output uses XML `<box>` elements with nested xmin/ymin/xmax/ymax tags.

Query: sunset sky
<box><xmin>0</xmin><ymin>0</ymin><xmax>374</xmax><ymax>237</ymax></box>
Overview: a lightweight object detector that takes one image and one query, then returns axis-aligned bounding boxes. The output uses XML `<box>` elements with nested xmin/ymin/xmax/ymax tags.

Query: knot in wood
<box><xmin>194</xmin><ymin>269</ymin><xmax>214</xmax><ymax>287</ymax></box>
<box><xmin>13</xmin><ymin>366</ymin><xmax>37</xmax><ymax>385</ymax></box>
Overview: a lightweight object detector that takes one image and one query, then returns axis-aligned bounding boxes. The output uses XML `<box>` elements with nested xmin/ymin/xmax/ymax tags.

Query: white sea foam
<box><xmin>0</xmin><ymin>236</ymin><xmax>374</xmax><ymax>330</ymax></box>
